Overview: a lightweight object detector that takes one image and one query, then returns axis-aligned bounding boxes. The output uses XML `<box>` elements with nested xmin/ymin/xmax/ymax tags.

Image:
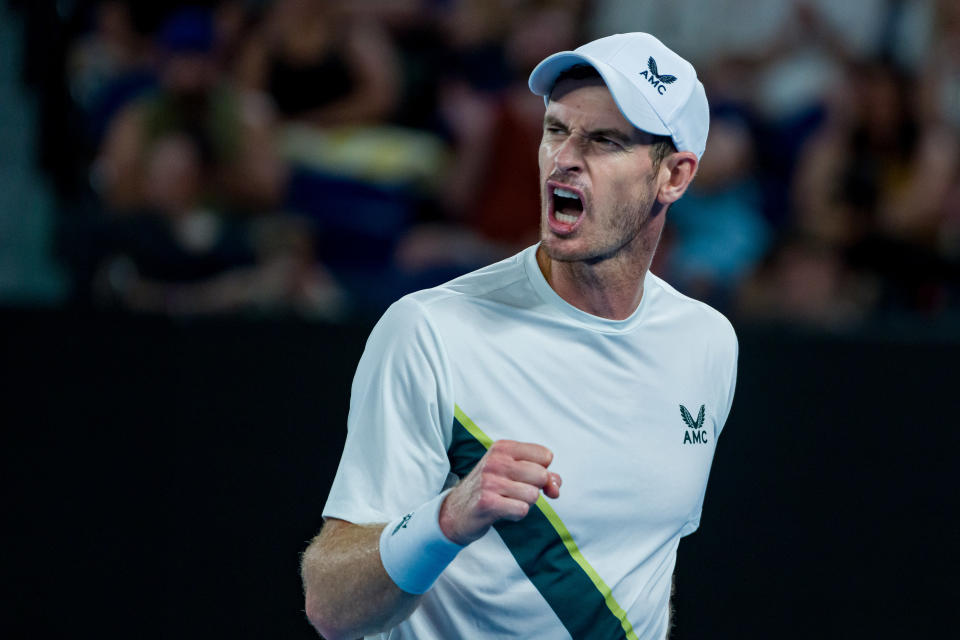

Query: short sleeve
<box><xmin>322</xmin><ymin>295</ymin><xmax>455</xmax><ymax>524</ymax></box>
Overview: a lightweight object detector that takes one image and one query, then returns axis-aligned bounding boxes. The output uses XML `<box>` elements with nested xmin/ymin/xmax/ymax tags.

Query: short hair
<box><xmin>550</xmin><ymin>64</ymin><xmax>677</xmax><ymax>171</ymax></box>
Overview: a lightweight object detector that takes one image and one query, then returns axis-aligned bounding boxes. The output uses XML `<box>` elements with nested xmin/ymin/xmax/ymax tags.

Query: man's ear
<box><xmin>657</xmin><ymin>151</ymin><xmax>698</xmax><ymax>205</ymax></box>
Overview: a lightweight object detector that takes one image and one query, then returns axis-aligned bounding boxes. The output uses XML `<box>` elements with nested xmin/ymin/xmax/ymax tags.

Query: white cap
<box><xmin>529</xmin><ymin>32</ymin><xmax>709</xmax><ymax>160</ymax></box>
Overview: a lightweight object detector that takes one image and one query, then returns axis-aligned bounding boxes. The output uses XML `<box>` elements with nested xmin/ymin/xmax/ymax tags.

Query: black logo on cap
<box><xmin>638</xmin><ymin>57</ymin><xmax>677</xmax><ymax>95</ymax></box>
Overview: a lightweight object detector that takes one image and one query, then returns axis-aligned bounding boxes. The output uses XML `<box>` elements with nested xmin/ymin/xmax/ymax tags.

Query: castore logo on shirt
<box><xmin>680</xmin><ymin>404</ymin><xmax>709</xmax><ymax>444</ymax></box>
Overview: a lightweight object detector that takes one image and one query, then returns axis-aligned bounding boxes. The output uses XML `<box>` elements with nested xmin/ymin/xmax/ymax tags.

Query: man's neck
<box><xmin>536</xmin><ymin>227</ymin><xmax>661</xmax><ymax>321</ymax></box>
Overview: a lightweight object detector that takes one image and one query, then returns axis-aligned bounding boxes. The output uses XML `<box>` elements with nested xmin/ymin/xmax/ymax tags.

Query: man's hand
<box><xmin>439</xmin><ymin>440</ymin><xmax>562</xmax><ymax>545</ymax></box>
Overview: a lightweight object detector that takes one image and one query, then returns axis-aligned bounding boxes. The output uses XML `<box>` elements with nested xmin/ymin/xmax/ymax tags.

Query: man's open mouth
<box><xmin>553</xmin><ymin>187</ymin><xmax>583</xmax><ymax>223</ymax></box>
<box><xmin>548</xmin><ymin>183</ymin><xmax>585</xmax><ymax>233</ymax></box>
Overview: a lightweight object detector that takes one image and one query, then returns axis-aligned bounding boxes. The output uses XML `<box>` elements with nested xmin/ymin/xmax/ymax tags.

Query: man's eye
<box><xmin>597</xmin><ymin>138</ymin><xmax>620</xmax><ymax>148</ymax></box>
<box><xmin>545</xmin><ymin>127</ymin><xmax>564</xmax><ymax>134</ymax></box>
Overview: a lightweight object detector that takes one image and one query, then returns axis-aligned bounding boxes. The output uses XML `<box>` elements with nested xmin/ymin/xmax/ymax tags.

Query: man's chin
<box><xmin>540</xmin><ymin>235</ymin><xmax>594</xmax><ymax>263</ymax></box>
<box><xmin>541</xmin><ymin>232</ymin><xmax>630</xmax><ymax>266</ymax></box>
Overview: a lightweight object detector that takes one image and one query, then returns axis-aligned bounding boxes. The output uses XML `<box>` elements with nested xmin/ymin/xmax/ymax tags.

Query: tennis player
<box><xmin>302</xmin><ymin>32</ymin><xmax>737</xmax><ymax>640</ymax></box>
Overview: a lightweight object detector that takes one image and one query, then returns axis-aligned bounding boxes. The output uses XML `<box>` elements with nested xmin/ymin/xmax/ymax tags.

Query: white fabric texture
<box><xmin>323</xmin><ymin>244</ymin><xmax>738</xmax><ymax>640</ymax></box>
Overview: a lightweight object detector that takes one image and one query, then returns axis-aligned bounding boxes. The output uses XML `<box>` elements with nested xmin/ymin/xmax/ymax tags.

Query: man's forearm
<box><xmin>301</xmin><ymin>519</ymin><xmax>421</xmax><ymax>640</ymax></box>
<box><xmin>304</xmin><ymin>441</ymin><xmax>558</xmax><ymax>638</ymax></box>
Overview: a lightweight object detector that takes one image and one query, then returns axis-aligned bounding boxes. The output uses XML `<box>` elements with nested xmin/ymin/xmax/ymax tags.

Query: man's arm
<box><xmin>301</xmin><ymin>519</ymin><xmax>420</xmax><ymax>640</ymax></box>
<box><xmin>302</xmin><ymin>440</ymin><xmax>562</xmax><ymax>639</ymax></box>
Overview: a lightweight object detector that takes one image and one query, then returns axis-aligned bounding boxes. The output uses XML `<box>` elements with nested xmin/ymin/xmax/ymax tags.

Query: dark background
<box><xmin>4</xmin><ymin>309</ymin><xmax>957</xmax><ymax>639</ymax></box>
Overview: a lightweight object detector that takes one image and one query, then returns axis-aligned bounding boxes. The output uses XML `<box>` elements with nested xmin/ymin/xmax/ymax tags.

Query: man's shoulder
<box><xmin>368</xmin><ymin>250</ymin><xmax>536</xmax><ymax>364</ymax></box>
<box><xmin>647</xmin><ymin>272</ymin><xmax>737</xmax><ymax>344</ymax></box>
<box><xmin>403</xmin><ymin>247</ymin><xmax>536</xmax><ymax>314</ymax></box>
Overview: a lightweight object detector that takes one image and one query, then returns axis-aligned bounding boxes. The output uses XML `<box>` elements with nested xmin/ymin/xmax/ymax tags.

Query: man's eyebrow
<box><xmin>543</xmin><ymin>115</ymin><xmax>566</xmax><ymax>129</ymax></box>
<box><xmin>543</xmin><ymin>116</ymin><xmax>634</xmax><ymax>144</ymax></box>
<box><xmin>588</xmin><ymin>127</ymin><xmax>632</xmax><ymax>143</ymax></box>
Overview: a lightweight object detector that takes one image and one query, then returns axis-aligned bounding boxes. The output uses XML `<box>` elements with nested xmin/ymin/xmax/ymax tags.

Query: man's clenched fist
<box><xmin>438</xmin><ymin>440</ymin><xmax>562</xmax><ymax>546</ymax></box>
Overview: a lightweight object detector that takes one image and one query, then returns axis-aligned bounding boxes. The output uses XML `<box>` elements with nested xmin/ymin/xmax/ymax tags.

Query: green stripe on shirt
<box><xmin>448</xmin><ymin>405</ymin><xmax>639</xmax><ymax>640</ymax></box>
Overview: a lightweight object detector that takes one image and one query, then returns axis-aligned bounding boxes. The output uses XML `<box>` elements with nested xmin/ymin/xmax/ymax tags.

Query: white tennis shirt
<box><xmin>323</xmin><ymin>244</ymin><xmax>738</xmax><ymax>639</ymax></box>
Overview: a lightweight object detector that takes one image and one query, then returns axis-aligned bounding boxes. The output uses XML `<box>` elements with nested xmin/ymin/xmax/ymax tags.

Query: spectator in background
<box><xmin>83</xmin><ymin>5</ymin><xmax>349</xmax><ymax>317</ymax></box>
<box><xmin>96</xmin><ymin>6</ymin><xmax>284</xmax><ymax>214</ymax></box>
<box><xmin>235</xmin><ymin>0</ymin><xmax>463</xmax><ymax>315</ymax></box>
<box><xmin>98</xmin><ymin>130</ymin><xmax>344</xmax><ymax>316</ymax></box>
<box><xmin>659</xmin><ymin>111</ymin><xmax>770</xmax><ymax>311</ymax></box>
<box><xmin>66</xmin><ymin>0</ymin><xmax>156</xmax><ymax>152</ymax></box>
<box><xmin>234</xmin><ymin>0</ymin><xmax>443</xmax><ymax>199</ymax></box>
<box><xmin>448</xmin><ymin>0</ymin><xmax>582</xmax><ymax>248</ymax></box>
<box><xmin>791</xmin><ymin>58</ymin><xmax>958</xmax><ymax>312</ymax></box>
<box><xmin>211</xmin><ymin>0</ymin><xmax>259</xmax><ymax>71</ymax></box>
<box><xmin>236</xmin><ymin>0</ymin><xmax>399</xmax><ymax>127</ymax></box>
<box><xmin>397</xmin><ymin>0</ymin><xmax>584</xmax><ymax>272</ymax></box>
<box><xmin>920</xmin><ymin>0</ymin><xmax>960</xmax><ymax>271</ymax></box>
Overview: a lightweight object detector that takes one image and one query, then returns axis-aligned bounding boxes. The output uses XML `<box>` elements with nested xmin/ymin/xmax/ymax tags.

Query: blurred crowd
<box><xmin>9</xmin><ymin>0</ymin><xmax>960</xmax><ymax>325</ymax></box>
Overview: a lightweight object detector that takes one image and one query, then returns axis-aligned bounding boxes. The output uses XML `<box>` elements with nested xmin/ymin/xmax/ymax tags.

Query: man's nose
<box><xmin>553</xmin><ymin>136</ymin><xmax>584</xmax><ymax>173</ymax></box>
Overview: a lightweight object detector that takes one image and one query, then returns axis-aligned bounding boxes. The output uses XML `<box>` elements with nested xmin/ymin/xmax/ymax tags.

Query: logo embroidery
<box><xmin>392</xmin><ymin>513</ymin><xmax>412</xmax><ymax>535</ymax></box>
<box><xmin>680</xmin><ymin>404</ymin><xmax>709</xmax><ymax>445</ymax></box>
<box><xmin>638</xmin><ymin>57</ymin><xmax>677</xmax><ymax>95</ymax></box>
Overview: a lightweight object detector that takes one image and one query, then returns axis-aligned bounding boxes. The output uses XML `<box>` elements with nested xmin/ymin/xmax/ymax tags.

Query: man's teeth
<box><xmin>552</xmin><ymin>186</ymin><xmax>582</xmax><ymax>225</ymax></box>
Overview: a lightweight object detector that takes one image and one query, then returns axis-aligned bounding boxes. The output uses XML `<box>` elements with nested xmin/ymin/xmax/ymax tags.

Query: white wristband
<box><xmin>379</xmin><ymin>489</ymin><xmax>465</xmax><ymax>594</ymax></box>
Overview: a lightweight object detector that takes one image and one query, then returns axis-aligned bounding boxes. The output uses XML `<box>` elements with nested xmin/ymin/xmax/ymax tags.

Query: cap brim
<box><xmin>528</xmin><ymin>51</ymin><xmax>671</xmax><ymax>138</ymax></box>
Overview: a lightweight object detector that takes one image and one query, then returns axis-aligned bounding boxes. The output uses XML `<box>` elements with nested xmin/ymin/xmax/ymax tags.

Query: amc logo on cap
<box><xmin>637</xmin><ymin>57</ymin><xmax>677</xmax><ymax>95</ymax></box>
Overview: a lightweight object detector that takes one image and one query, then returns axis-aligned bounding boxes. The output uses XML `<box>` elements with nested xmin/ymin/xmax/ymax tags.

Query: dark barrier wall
<box><xmin>3</xmin><ymin>310</ymin><xmax>958</xmax><ymax>639</ymax></box>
